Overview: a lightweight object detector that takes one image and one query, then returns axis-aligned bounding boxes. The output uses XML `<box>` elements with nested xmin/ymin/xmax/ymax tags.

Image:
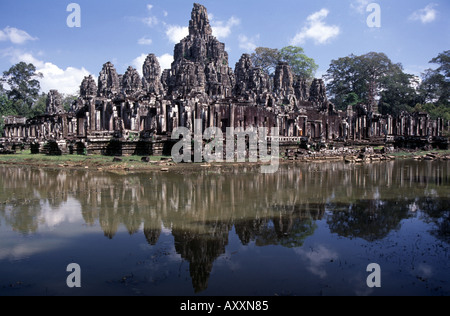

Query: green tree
<box><xmin>0</xmin><ymin>94</ymin><xmax>16</xmax><ymax>115</ymax></box>
<box><xmin>32</xmin><ymin>93</ymin><xmax>47</xmax><ymax>117</ymax></box>
<box><xmin>324</xmin><ymin>52</ymin><xmax>414</xmax><ymax>112</ymax></box>
<box><xmin>250</xmin><ymin>46</ymin><xmax>318</xmax><ymax>80</ymax></box>
<box><xmin>378</xmin><ymin>70</ymin><xmax>418</xmax><ymax>116</ymax></box>
<box><xmin>0</xmin><ymin>117</ymin><xmax>4</xmax><ymax>136</ymax></box>
<box><xmin>323</xmin><ymin>55</ymin><xmax>364</xmax><ymax>110</ymax></box>
<box><xmin>2</xmin><ymin>62</ymin><xmax>42</xmax><ymax>118</ymax></box>
<box><xmin>62</xmin><ymin>94</ymin><xmax>78</xmax><ymax>112</ymax></box>
<box><xmin>0</xmin><ymin>94</ymin><xmax>17</xmax><ymax>135</ymax></box>
<box><xmin>250</xmin><ymin>47</ymin><xmax>280</xmax><ymax>75</ymax></box>
<box><xmin>419</xmin><ymin>50</ymin><xmax>449</xmax><ymax>106</ymax></box>
<box><xmin>344</xmin><ymin>92</ymin><xmax>362</xmax><ymax>108</ymax></box>
<box><xmin>414</xmin><ymin>51</ymin><xmax>450</xmax><ymax>123</ymax></box>
<box><xmin>413</xmin><ymin>103</ymin><xmax>450</xmax><ymax>122</ymax></box>
<box><xmin>279</xmin><ymin>46</ymin><xmax>318</xmax><ymax>80</ymax></box>
<box><xmin>360</xmin><ymin>52</ymin><xmax>402</xmax><ymax>109</ymax></box>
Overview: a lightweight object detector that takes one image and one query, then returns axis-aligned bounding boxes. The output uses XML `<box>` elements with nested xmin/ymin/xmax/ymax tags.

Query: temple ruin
<box><xmin>1</xmin><ymin>3</ymin><xmax>447</xmax><ymax>156</ymax></box>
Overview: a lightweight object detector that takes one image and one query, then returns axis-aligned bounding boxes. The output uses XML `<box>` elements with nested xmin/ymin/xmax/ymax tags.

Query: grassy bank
<box><xmin>0</xmin><ymin>150</ymin><xmax>174</xmax><ymax>171</ymax></box>
<box><xmin>0</xmin><ymin>148</ymin><xmax>449</xmax><ymax>172</ymax></box>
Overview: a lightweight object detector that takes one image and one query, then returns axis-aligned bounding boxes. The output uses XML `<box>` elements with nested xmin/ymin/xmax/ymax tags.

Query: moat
<box><xmin>0</xmin><ymin>160</ymin><xmax>449</xmax><ymax>296</ymax></box>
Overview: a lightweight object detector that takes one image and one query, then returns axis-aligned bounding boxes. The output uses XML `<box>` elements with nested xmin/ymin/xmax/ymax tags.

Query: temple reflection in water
<box><xmin>0</xmin><ymin>160</ymin><xmax>449</xmax><ymax>293</ymax></box>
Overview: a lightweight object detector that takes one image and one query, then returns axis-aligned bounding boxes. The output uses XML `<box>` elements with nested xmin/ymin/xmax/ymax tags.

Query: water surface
<box><xmin>0</xmin><ymin>160</ymin><xmax>449</xmax><ymax>296</ymax></box>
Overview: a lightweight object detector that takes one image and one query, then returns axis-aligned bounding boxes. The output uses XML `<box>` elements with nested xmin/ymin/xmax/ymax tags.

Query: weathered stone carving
<box><xmin>168</xmin><ymin>3</ymin><xmax>234</xmax><ymax>99</ymax></box>
<box><xmin>97</xmin><ymin>62</ymin><xmax>120</xmax><ymax>98</ymax></box>
<box><xmin>189</xmin><ymin>3</ymin><xmax>213</xmax><ymax>38</ymax></box>
<box><xmin>80</xmin><ymin>75</ymin><xmax>97</xmax><ymax>98</ymax></box>
<box><xmin>274</xmin><ymin>62</ymin><xmax>295</xmax><ymax>98</ymax></box>
<box><xmin>46</xmin><ymin>90</ymin><xmax>64</xmax><ymax>115</ymax></box>
<box><xmin>142</xmin><ymin>54</ymin><xmax>163</xmax><ymax>95</ymax></box>
<box><xmin>293</xmin><ymin>77</ymin><xmax>309</xmax><ymax>102</ymax></box>
<box><xmin>309</xmin><ymin>78</ymin><xmax>327</xmax><ymax>104</ymax></box>
<box><xmin>122</xmin><ymin>66</ymin><xmax>142</xmax><ymax>96</ymax></box>
<box><xmin>234</xmin><ymin>54</ymin><xmax>270</xmax><ymax>101</ymax></box>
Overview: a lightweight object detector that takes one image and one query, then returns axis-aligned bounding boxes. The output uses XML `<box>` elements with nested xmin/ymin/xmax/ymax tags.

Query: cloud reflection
<box><xmin>39</xmin><ymin>197</ymin><xmax>84</xmax><ymax>228</ymax></box>
<box><xmin>294</xmin><ymin>245</ymin><xmax>338</xmax><ymax>279</ymax></box>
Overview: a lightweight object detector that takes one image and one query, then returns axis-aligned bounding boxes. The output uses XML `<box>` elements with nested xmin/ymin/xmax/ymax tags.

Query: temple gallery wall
<box><xmin>1</xmin><ymin>4</ymin><xmax>448</xmax><ymax>156</ymax></box>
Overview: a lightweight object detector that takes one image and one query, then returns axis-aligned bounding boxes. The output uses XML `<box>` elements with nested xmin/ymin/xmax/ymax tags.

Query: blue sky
<box><xmin>0</xmin><ymin>0</ymin><xmax>449</xmax><ymax>94</ymax></box>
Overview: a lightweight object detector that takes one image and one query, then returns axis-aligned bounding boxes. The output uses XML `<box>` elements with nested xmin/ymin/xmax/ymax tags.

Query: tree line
<box><xmin>251</xmin><ymin>47</ymin><xmax>449</xmax><ymax>123</ymax></box>
<box><xmin>1</xmin><ymin>48</ymin><xmax>449</xmax><ymax>135</ymax></box>
<box><xmin>324</xmin><ymin>50</ymin><xmax>449</xmax><ymax>122</ymax></box>
<box><xmin>0</xmin><ymin>62</ymin><xmax>75</xmax><ymax>134</ymax></box>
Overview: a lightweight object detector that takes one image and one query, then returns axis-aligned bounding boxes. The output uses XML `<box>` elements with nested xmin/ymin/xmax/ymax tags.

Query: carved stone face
<box><xmin>98</xmin><ymin>62</ymin><xmax>120</xmax><ymax>98</ymax></box>
<box><xmin>122</xmin><ymin>66</ymin><xmax>142</xmax><ymax>95</ymax></box>
<box><xmin>80</xmin><ymin>75</ymin><xmax>97</xmax><ymax>97</ymax></box>
<box><xmin>46</xmin><ymin>90</ymin><xmax>64</xmax><ymax>115</ymax></box>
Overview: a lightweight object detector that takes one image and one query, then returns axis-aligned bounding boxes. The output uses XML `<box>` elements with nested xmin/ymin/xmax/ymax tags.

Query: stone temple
<box><xmin>1</xmin><ymin>3</ymin><xmax>447</xmax><ymax>156</ymax></box>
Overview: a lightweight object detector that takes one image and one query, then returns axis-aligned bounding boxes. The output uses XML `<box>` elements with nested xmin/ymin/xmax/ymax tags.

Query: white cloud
<box><xmin>410</xmin><ymin>4</ymin><xmax>438</xmax><ymax>24</ymax></box>
<box><xmin>6</xmin><ymin>50</ymin><xmax>43</xmax><ymax>67</ymax></box>
<box><xmin>0</xmin><ymin>242</ymin><xmax>51</xmax><ymax>261</ymax></box>
<box><xmin>165</xmin><ymin>25</ymin><xmax>189</xmax><ymax>44</ymax></box>
<box><xmin>142</xmin><ymin>3</ymin><xmax>158</xmax><ymax>27</ymax></box>
<box><xmin>0</xmin><ymin>26</ymin><xmax>37</xmax><ymax>44</ymax></box>
<box><xmin>290</xmin><ymin>9</ymin><xmax>340</xmax><ymax>45</ymax></box>
<box><xmin>158</xmin><ymin>53</ymin><xmax>174</xmax><ymax>71</ymax></box>
<box><xmin>238</xmin><ymin>34</ymin><xmax>259</xmax><ymax>52</ymax></box>
<box><xmin>211</xmin><ymin>16</ymin><xmax>240</xmax><ymax>40</ymax></box>
<box><xmin>132</xmin><ymin>53</ymin><xmax>174</xmax><ymax>76</ymax></box>
<box><xmin>39</xmin><ymin>198</ymin><xmax>84</xmax><ymax>228</ymax></box>
<box><xmin>132</xmin><ymin>54</ymin><xmax>147</xmax><ymax>76</ymax></box>
<box><xmin>143</xmin><ymin>16</ymin><xmax>159</xmax><ymax>27</ymax></box>
<box><xmin>38</xmin><ymin>63</ymin><xmax>91</xmax><ymax>95</ymax></box>
<box><xmin>3</xmin><ymin>49</ymin><xmax>91</xmax><ymax>95</ymax></box>
<box><xmin>164</xmin><ymin>13</ymin><xmax>240</xmax><ymax>44</ymax></box>
<box><xmin>138</xmin><ymin>36</ymin><xmax>152</xmax><ymax>45</ymax></box>
<box><xmin>350</xmin><ymin>0</ymin><xmax>371</xmax><ymax>14</ymax></box>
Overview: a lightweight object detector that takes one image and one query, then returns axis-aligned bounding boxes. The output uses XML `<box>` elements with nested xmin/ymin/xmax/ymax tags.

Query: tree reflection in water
<box><xmin>326</xmin><ymin>199</ymin><xmax>412</xmax><ymax>242</ymax></box>
<box><xmin>418</xmin><ymin>197</ymin><xmax>450</xmax><ymax>243</ymax></box>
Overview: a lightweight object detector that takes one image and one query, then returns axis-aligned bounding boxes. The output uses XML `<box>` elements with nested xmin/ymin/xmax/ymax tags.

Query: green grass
<box><xmin>0</xmin><ymin>149</ymin><xmax>171</xmax><ymax>169</ymax></box>
<box><xmin>1</xmin><ymin>147</ymin><xmax>448</xmax><ymax>170</ymax></box>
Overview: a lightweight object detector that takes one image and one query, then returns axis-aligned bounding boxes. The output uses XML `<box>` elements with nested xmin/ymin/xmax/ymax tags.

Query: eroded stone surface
<box><xmin>80</xmin><ymin>75</ymin><xmax>97</xmax><ymax>98</ymax></box>
<box><xmin>122</xmin><ymin>66</ymin><xmax>142</xmax><ymax>96</ymax></box>
<box><xmin>142</xmin><ymin>54</ymin><xmax>164</xmax><ymax>95</ymax></box>
<box><xmin>98</xmin><ymin>62</ymin><xmax>120</xmax><ymax>98</ymax></box>
<box><xmin>46</xmin><ymin>90</ymin><xmax>64</xmax><ymax>115</ymax></box>
<box><xmin>309</xmin><ymin>78</ymin><xmax>327</xmax><ymax>104</ymax></box>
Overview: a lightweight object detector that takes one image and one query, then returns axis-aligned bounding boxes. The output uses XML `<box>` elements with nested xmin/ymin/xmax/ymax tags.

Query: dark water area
<box><xmin>0</xmin><ymin>160</ymin><xmax>449</xmax><ymax>296</ymax></box>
